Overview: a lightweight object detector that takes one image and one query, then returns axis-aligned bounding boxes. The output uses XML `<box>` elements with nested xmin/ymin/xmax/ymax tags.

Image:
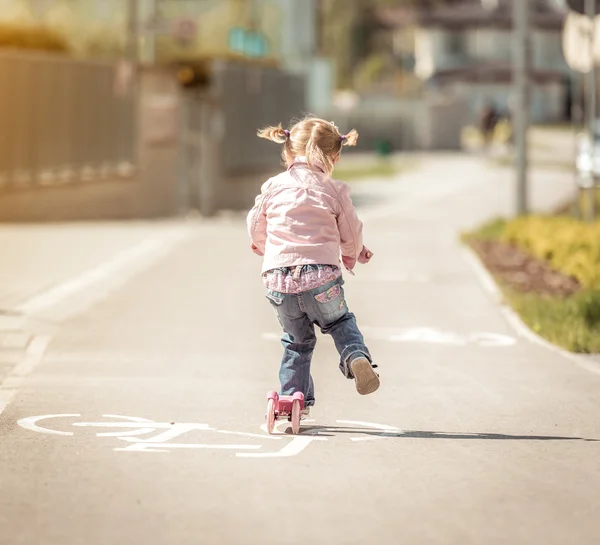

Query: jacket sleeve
<box><xmin>335</xmin><ymin>182</ymin><xmax>364</xmax><ymax>269</ymax></box>
<box><xmin>247</xmin><ymin>181</ymin><xmax>270</xmax><ymax>256</ymax></box>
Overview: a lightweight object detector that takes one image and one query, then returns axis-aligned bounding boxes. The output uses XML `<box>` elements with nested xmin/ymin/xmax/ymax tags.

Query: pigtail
<box><xmin>257</xmin><ymin>124</ymin><xmax>289</xmax><ymax>144</ymax></box>
<box><xmin>341</xmin><ymin>128</ymin><xmax>359</xmax><ymax>147</ymax></box>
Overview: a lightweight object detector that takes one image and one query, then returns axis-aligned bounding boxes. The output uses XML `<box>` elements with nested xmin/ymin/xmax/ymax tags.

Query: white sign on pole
<box><xmin>562</xmin><ymin>11</ymin><xmax>600</xmax><ymax>72</ymax></box>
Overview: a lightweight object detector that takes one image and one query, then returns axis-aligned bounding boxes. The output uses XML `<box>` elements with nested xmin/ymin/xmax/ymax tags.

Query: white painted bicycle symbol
<box><xmin>17</xmin><ymin>414</ymin><xmax>403</xmax><ymax>458</ymax></box>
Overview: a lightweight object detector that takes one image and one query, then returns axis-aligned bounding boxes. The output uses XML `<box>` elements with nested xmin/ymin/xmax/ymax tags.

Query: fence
<box><xmin>213</xmin><ymin>62</ymin><xmax>306</xmax><ymax>174</ymax></box>
<box><xmin>0</xmin><ymin>51</ymin><xmax>306</xmax><ymax>221</ymax></box>
<box><xmin>0</xmin><ymin>51</ymin><xmax>136</xmax><ymax>191</ymax></box>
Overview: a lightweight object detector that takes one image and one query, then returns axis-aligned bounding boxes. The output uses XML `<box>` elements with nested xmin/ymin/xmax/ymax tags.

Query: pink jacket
<box><xmin>247</xmin><ymin>157</ymin><xmax>371</xmax><ymax>274</ymax></box>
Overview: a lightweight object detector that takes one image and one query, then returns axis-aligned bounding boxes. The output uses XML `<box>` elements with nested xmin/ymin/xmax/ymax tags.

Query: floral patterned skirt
<box><xmin>262</xmin><ymin>264</ymin><xmax>342</xmax><ymax>294</ymax></box>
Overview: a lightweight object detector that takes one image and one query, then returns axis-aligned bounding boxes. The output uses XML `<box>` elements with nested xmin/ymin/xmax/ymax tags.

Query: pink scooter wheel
<box><xmin>266</xmin><ymin>398</ymin><xmax>276</xmax><ymax>434</ymax></box>
<box><xmin>291</xmin><ymin>399</ymin><xmax>301</xmax><ymax>435</ymax></box>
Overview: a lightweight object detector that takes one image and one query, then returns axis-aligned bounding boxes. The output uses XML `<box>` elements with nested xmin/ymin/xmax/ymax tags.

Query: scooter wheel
<box><xmin>291</xmin><ymin>399</ymin><xmax>301</xmax><ymax>435</ymax></box>
<box><xmin>266</xmin><ymin>398</ymin><xmax>276</xmax><ymax>434</ymax></box>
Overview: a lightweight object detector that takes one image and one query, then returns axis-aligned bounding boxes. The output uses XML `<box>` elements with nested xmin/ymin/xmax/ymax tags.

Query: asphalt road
<box><xmin>1</xmin><ymin>155</ymin><xmax>598</xmax><ymax>545</ymax></box>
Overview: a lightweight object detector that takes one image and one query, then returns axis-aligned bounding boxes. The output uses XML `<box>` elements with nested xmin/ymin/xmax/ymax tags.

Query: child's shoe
<box><xmin>300</xmin><ymin>407</ymin><xmax>311</xmax><ymax>420</ymax></box>
<box><xmin>350</xmin><ymin>357</ymin><xmax>380</xmax><ymax>395</ymax></box>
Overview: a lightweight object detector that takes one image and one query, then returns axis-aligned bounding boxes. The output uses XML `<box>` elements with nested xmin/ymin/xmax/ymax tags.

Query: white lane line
<box><xmin>336</xmin><ymin>420</ymin><xmax>400</xmax><ymax>431</ymax></box>
<box><xmin>461</xmin><ymin>245</ymin><xmax>600</xmax><ymax>376</ymax></box>
<box><xmin>0</xmin><ymin>336</ymin><xmax>52</xmax><ymax>417</ymax></box>
<box><xmin>15</xmin><ymin>229</ymin><xmax>193</xmax><ymax>319</ymax></box>
<box><xmin>1</xmin><ymin>230</ymin><xmax>194</xmax><ymax>417</ymax></box>
<box><xmin>116</xmin><ymin>443</ymin><xmax>261</xmax><ymax>453</ymax></box>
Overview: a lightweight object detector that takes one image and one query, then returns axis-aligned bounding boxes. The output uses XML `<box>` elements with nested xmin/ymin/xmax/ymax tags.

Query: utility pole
<box><xmin>513</xmin><ymin>0</ymin><xmax>530</xmax><ymax>216</ymax></box>
<box><xmin>585</xmin><ymin>0</ymin><xmax>597</xmax><ymax>221</ymax></box>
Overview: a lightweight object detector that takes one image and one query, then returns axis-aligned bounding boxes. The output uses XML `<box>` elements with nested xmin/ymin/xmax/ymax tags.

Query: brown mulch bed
<box><xmin>470</xmin><ymin>239</ymin><xmax>581</xmax><ymax>297</ymax></box>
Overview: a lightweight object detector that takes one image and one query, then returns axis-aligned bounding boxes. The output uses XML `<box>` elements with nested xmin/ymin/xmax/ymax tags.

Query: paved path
<box><xmin>0</xmin><ymin>155</ymin><xmax>598</xmax><ymax>545</ymax></box>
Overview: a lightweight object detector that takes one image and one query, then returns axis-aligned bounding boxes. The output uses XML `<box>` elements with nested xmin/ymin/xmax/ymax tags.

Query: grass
<box><xmin>465</xmin><ymin>216</ymin><xmax>600</xmax><ymax>354</ymax></box>
<box><xmin>505</xmin><ymin>288</ymin><xmax>600</xmax><ymax>353</ymax></box>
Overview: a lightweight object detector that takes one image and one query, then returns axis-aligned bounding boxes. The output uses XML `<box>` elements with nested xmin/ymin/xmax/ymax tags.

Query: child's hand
<box><xmin>251</xmin><ymin>242</ymin><xmax>264</xmax><ymax>256</ymax></box>
<box><xmin>358</xmin><ymin>246</ymin><xmax>373</xmax><ymax>264</ymax></box>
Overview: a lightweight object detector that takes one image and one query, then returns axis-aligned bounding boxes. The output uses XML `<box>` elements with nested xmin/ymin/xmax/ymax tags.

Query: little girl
<box><xmin>247</xmin><ymin>116</ymin><xmax>379</xmax><ymax>415</ymax></box>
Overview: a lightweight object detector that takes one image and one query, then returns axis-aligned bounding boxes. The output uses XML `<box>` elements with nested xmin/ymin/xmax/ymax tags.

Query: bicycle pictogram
<box><xmin>17</xmin><ymin>413</ymin><xmax>403</xmax><ymax>458</ymax></box>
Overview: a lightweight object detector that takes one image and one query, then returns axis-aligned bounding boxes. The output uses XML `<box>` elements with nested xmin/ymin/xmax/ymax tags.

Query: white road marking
<box><xmin>116</xmin><ymin>443</ymin><xmax>261</xmax><ymax>454</ymax></box>
<box><xmin>17</xmin><ymin>413</ymin><xmax>81</xmax><ymax>436</ymax></box>
<box><xmin>17</xmin><ymin>413</ymin><xmax>404</xmax><ymax>458</ymax></box>
<box><xmin>263</xmin><ymin>327</ymin><xmax>516</xmax><ymax>347</ymax></box>
<box><xmin>216</xmin><ymin>429</ymin><xmax>281</xmax><ymax>441</ymax></box>
<box><xmin>1</xmin><ymin>336</ymin><xmax>52</xmax><ymax>417</ymax></box>
<box><xmin>2</xmin><ymin>230</ymin><xmax>195</xmax><ymax>418</ymax></box>
<box><xmin>236</xmin><ymin>436</ymin><xmax>323</xmax><ymax>458</ymax></box>
<box><xmin>336</xmin><ymin>420</ymin><xmax>400</xmax><ymax>431</ymax></box>
<box><xmin>15</xmin><ymin>229</ymin><xmax>193</xmax><ymax>320</ymax></box>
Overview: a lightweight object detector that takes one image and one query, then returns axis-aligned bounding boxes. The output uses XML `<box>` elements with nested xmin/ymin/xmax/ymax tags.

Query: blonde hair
<box><xmin>257</xmin><ymin>116</ymin><xmax>358</xmax><ymax>174</ymax></box>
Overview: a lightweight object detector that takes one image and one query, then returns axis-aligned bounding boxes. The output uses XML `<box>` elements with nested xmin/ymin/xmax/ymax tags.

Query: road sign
<box><xmin>562</xmin><ymin>11</ymin><xmax>600</xmax><ymax>72</ymax></box>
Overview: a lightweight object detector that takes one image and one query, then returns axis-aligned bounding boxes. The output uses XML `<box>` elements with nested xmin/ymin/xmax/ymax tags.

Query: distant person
<box><xmin>479</xmin><ymin>102</ymin><xmax>498</xmax><ymax>147</ymax></box>
<box><xmin>247</xmin><ymin>117</ymin><xmax>379</xmax><ymax>417</ymax></box>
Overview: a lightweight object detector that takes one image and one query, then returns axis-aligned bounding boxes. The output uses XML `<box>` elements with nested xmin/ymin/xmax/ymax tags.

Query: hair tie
<box><xmin>284</xmin><ymin>130</ymin><xmax>290</xmax><ymax>138</ymax></box>
<box><xmin>340</xmin><ymin>134</ymin><xmax>347</xmax><ymax>141</ymax></box>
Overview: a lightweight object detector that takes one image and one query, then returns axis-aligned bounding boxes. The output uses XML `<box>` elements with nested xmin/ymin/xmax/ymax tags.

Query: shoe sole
<box><xmin>350</xmin><ymin>358</ymin><xmax>380</xmax><ymax>395</ymax></box>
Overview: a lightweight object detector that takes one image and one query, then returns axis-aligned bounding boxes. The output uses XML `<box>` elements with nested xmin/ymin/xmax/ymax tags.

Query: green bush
<box><xmin>0</xmin><ymin>23</ymin><xmax>68</xmax><ymax>52</ymax></box>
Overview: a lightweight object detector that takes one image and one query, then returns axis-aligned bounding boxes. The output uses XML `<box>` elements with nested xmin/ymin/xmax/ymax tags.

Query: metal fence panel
<box><xmin>0</xmin><ymin>51</ymin><xmax>137</xmax><ymax>190</ymax></box>
<box><xmin>213</xmin><ymin>63</ymin><xmax>306</xmax><ymax>174</ymax></box>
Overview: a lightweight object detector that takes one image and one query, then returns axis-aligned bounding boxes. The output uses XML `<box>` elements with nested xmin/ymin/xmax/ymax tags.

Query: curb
<box><xmin>460</xmin><ymin>244</ymin><xmax>600</xmax><ymax>376</ymax></box>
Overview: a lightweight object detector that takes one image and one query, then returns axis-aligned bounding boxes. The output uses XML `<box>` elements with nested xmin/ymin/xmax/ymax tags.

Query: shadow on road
<box><xmin>292</xmin><ymin>425</ymin><xmax>599</xmax><ymax>442</ymax></box>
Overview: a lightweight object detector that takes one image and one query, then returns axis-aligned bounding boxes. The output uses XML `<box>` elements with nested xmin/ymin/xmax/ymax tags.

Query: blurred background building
<box><xmin>0</xmin><ymin>0</ymin><xmax>587</xmax><ymax>220</ymax></box>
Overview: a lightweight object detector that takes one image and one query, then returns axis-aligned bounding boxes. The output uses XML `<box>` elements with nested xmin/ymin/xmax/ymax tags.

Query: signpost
<box><xmin>560</xmin><ymin>0</ymin><xmax>600</xmax><ymax>220</ymax></box>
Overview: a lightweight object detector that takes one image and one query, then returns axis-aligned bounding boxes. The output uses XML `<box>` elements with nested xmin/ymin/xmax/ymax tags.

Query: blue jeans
<box><xmin>265</xmin><ymin>275</ymin><xmax>374</xmax><ymax>407</ymax></box>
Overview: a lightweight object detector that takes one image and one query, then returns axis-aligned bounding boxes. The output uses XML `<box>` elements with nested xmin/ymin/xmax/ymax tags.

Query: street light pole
<box><xmin>585</xmin><ymin>0</ymin><xmax>597</xmax><ymax>220</ymax></box>
<box><xmin>513</xmin><ymin>0</ymin><xmax>530</xmax><ymax>216</ymax></box>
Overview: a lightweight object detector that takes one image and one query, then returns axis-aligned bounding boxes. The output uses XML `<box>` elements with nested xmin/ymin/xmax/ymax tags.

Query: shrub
<box><xmin>500</xmin><ymin>216</ymin><xmax>600</xmax><ymax>289</ymax></box>
<box><xmin>0</xmin><ymin>23</ymin><xmax>68</xmax><ymax>52</ymax></box>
